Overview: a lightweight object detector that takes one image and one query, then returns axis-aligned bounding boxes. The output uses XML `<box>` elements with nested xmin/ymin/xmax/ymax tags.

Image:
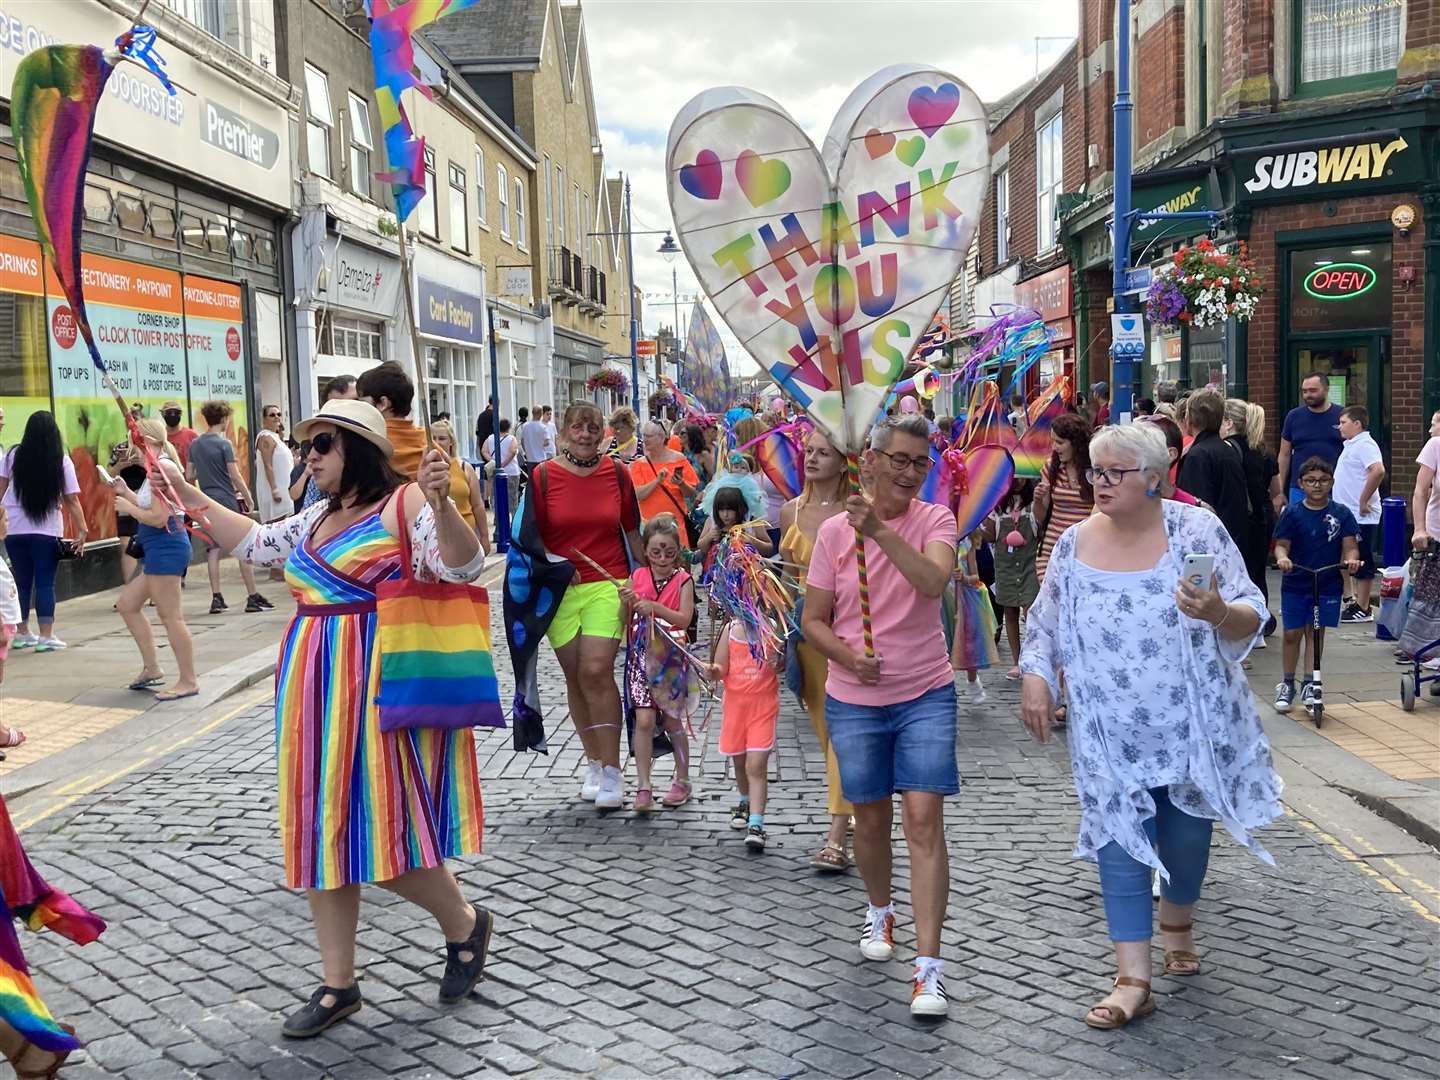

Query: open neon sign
<box><xmin>1303</xmin><ymin>262</ymin><xmax>1376</xmax><ymax>300</ymax></box>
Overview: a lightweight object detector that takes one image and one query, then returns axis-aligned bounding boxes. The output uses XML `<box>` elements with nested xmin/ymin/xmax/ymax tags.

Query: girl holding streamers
<box><xmin>984</xmin><ymin>479</ymin><xmax>1040</xmax><ymax>679</ymax></box>
<box><xmin>709</xmin><ymin>613</ymin><xmax>783</xmax><ymax>852</ymax></box>
<box><xmin>952</xmin><ymin>530</ymin><xmax>1000</xmax><ymax>705</ymax></box>
<box><xmin>620</xmin><ymin>515</ymin><xmax>697</xmax><ymax>812</ymax></box>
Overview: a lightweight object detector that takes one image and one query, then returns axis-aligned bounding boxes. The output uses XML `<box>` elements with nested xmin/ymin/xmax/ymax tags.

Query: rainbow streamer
<box><xmin>1014</xmin><ymin>375</ymin><xmax>1073</xmax><ymax>479</ymax></box>
<box><xmin>917</xmin><ymin>439</ymin><xmax>949</xmax><ymax>506</ymax></box>
<box><xmin>370</xmin><ymin>0</ymin><xmax>485</xmax><ymax>221</ymax></box>
<box><xmin>948</xmin><ymin>445</ymin><xmax>1016</xmax><ymax>539</ymax></box>
<box><xmin>705</xmin><ymin>523</ymin><xmax>795</xmax><ymax>663</ymax></box>
<box><xmin>959</xmin><ymin>381</ymin><xmax>1017</xmax><ymax>454</ymax></box>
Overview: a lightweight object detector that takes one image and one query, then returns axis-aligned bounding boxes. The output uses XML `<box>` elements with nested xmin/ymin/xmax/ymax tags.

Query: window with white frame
<box><xmin>514</xmin><ymin>177</ymin><xmax>527</xmax><ymax>249</ymax></box>
<box><xmin>474</xmin><ymin>147</ymin><xmax>487</xmax><ymax>226</ymax></box>
<box><xmin>320</xmin><ymin>315</ymin><xmax>383</xmax><ymax>361</ymax></box>
<box><xmin>417</xmin><ymin>148</ymin><xmax>438</xmax><ymax>237</ymax></box>
<box><xmin>346</xmin><ymin>93</ymin><xmax>372</xmax><ymax>197</ymax></box>
<box><xmin>574</xmin><ymin>184</ymin><xmax>582</xmax><ymax>253</ymax></box>
<box><xmin>555</xmin><ymin>164</ymin><xmax>565</xmax><ymax>248</ymax></box>
<box><xmin>1035</xmin><ymin>112</ymin><xmax>1063</xmax><ymax>252</ymax></box>
<box><xmin>995</xmin><ymin>168</ymin><xmax>1010</xmax><ymax>263</ymax></box>
<box><xmin>544</xmin><ymin>155</ymin><xmax>553</xmax><ymax>248</ymax></box>
<box><xmin>581</xmin><ymin>191</ymin><xmax>590</xmax><ymax>263</ymax></box>
<box><xmin>497</xmin><ymin>164</ymin><xmax>510</xmax><ymax>239</ymax></box>
<box><xmin>448</xmin><ymin>163</ymin><xmax>468</xmax><ymax>251</ymax></box>
<box><xmin>303</xmin><ymin>64</ymin><xmax>332</xmax><ymax>179</ymax></box>
<box><xmin>1296</xmin><ymin>0</ymin><xmax>1404</xmax><ymax>94</ymax></box>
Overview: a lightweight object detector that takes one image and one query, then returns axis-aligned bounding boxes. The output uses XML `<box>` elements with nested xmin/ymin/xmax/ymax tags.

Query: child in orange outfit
<box><xmin>709</xmin><ymin>618</ymin><xmax>781</xmax><ymax>850</ymax></box>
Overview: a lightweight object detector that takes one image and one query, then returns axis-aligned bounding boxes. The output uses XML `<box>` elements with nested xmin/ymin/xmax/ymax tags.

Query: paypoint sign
<box><xmin>1241</xmin><ymin>135</ymin><xmax>1413</xmax><ymax>198</ymax></box>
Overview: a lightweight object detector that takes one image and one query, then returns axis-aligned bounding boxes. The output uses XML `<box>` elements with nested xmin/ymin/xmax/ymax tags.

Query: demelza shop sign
<box><xmin>0</xmin><ymin>2</ymin><xmax>289</xmax><ymax>206</ymax></box>
<box><xmin>1241</xmin><ymin>135</ymin><xmax>1411</xmax><ymax>197</ymax></box>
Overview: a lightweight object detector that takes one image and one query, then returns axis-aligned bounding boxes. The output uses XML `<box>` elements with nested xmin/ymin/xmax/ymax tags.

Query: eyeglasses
<box><xmin>1300</xmin><ymin>476</ymin><xmax>1332</xmax><ymax>486</ymax></box>
<box><xmin>1085</xmin><ymin>466</ymin><xmax>1145</xmax><ymax>487</ymax></box>
<box><xmin>874</xmin><ymin>449</ymin><xmax>931</xmax><ymax>474</ymax></box>
<box><xmin>310</xmin><ymin>432</ymin><xmax>337</xmax><ymax>455</ymax></box>
<box><xmin>264</xmin><ymin>411</ymin><xmax>281</xmax><ymax>420</ymax></box>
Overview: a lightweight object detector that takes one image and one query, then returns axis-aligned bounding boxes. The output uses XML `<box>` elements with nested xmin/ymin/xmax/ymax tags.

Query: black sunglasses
<box><xmin>310</xmin><ymin>432</ymin><xmax>337</xmax><ymax>455</ymax></box>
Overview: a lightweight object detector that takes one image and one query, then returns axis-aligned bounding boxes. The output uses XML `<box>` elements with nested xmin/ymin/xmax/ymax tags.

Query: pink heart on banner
<box><xmin>679</xmin><ymin>149</ymin><xmax>723</xmax><ymax>200</ymax></box>
<box><xmin>908</xmin><ymin>82</ymin><xmax>960</xmax><ymax>137</ymax></box>
<box><xmin>949</xmin><ymin>445</ymin><xmax>1015</xmax><ymax>539</ymax></box>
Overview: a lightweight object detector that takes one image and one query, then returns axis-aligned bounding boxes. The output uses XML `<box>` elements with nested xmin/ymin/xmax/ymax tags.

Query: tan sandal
<box><xmin>1083</xmin><ymin>976</ymin><xmax>1156</xmax><ymax>1029</ymax></box>
<box><xmin>1161</xmin><ymin>920</ymin><xmax>1202</xmax><ymax>976</ymax></box>
<box><xmin>810</xmin><ymin>842</ymin><xmax>850</xmax><ymax>872</ymax></box>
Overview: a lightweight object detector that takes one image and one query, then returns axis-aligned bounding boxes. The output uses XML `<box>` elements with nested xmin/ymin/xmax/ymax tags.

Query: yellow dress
<box><xmin>781</xmin><ymin>516</ymin><xmax>853</xmax><ymax>818</ymax></box>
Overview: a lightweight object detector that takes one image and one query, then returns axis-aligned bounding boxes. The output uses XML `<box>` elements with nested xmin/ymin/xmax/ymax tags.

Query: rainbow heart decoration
<box><xmin>908</xmin><ymin>82</ymin><xmax>960</xmax><ymax>137</ymax></box>
<box><xmin>864</xmin><ymin>128</ymin><xmax>895</xmax><ymax>159</ymax></box>
<box><xmin>735</xmin><ymin>149</ymin><xmax>791</xmax><ymax>207</ymax></box>
<box><xmin>949</xmin><ymin>445</ymin><xmax>1015</xmax><ymax>539</ymax></box>
<box><xmin>666</xmin><ymin>67</ymin><xmax>987</xmax><ymax>452</ymax></box>
<box><xmin>679</xmin><ymin>149</ymin><xmax>723</xmax><ymax>200</ymax></box>
<box><xmin>895</xmin><ymin>136</ymin><xmax>925</xmax><ymax>167</ymax></box>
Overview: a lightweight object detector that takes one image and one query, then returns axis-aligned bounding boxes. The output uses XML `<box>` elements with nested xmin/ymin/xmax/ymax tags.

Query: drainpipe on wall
<box><xmin>279</xmin><ymin>216</ymin><xmax>304</xmax><ymax>420</ymax></box>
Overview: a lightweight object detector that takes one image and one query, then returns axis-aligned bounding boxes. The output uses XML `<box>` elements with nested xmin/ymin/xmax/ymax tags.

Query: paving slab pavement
<box><xmin>5</xmin><ymin>621</ymin><xmax>1438</xmax><ymax>1079</ymax></box>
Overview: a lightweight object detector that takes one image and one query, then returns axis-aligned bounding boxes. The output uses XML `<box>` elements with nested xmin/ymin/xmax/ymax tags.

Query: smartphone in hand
<box><xmin>1182</xmin><ymin>553</ymin><xmax>1215</xmax><ymax>590</ymax></box>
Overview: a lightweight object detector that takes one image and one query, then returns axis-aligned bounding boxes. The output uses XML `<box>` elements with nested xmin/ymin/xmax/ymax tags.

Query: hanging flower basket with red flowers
<box><xmin>586</xmin><ymin>368</ymin><xmax>629</xmax><ymax>393</ymax></box>
<box><xmin>1145</xmin><ymin>239</ymin><xmax>1265</xmax><ymax>330</ymax></box>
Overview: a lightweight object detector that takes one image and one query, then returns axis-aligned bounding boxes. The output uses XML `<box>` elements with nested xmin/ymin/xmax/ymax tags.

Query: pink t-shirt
<box><xmin>808</xmin><ymin>500</ymin><xmax>958</xmax><ymax>706</ymax></box>
<box><xmin>1417</xmin><ymin>437</ymin><xmax>1440</xmax><ymax>537</ymax></box>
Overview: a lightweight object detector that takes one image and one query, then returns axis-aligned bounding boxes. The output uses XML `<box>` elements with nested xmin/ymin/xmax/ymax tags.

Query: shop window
<box><xmin>230</xmin><ymin>227</ymin><xmax>255</xmax><ymax>262</ymax></box>
<box><xmin>498</xmin><ymin>164</ymin><xmax>510</xmax><ymax>240</ymax></box>
<box><xmin>304</xmin><ymin>64</ymin><xmax>333</xmax><ymax>179</ymax></box>
<box><xmin>995</xmin><ymin>169</ymin><xmax>1010</xmax><ymax>263</ymax></box>
<box><xmin>0</xmin><ymin>156</ymin><xmax>22</xmax><ymax>203</ymax></box>
<box><xmin>474</xmin><ymin>146</ymin><xmax>487</xmax><ymax>226</ymax></box>
<box><xmin>0</xmin><ymin>292</ymin><xmax>52</xmax><ymax>401</ymax></box>
<box><xmin>320</xmin><ymin>315</ymin><xmax>384</xmax><ymax>361</ymax></box>
<box><xmin>416</xmin><ymin>148</ymin><xmax>438</xmax><ymax>238</ymax></box>
<box><xmin>84</xmin><ymin>183</ymin><xmax>114</xmax><ymax>224</ymax></box>
<box><xmin>148</xmin><ymin>202</ymin><xmax>177</xmax><ymax>240</ymax></box>
<box><xmin>206</xmin><ymin>218</ymin><xmax>231</xmax><ymax>256</ymax></box>
<box><xmin>1035</xmin><ymin>112</ymin><xmax>1063</xmax><ymax>252</ymax></box>
<box><xmin>115</xmin><ymin>193</ymin><xmax>146</xmax><ymax>233</ymax></box>
<box><xmin>1289</xmin><ymin>242</ymin><xmax>1392</xmax><ymax>332</ymax></box>
<box><xmin>254</xmin><ymin>233</ymin><xmax>276</xmax><ymax>267</ymax></box>
<box><xmin>1294</xmin><ymin>0</ymin><xmax>1404</xmax><ymax>97</ymax></box>
<box><xmin>180</xmin><ymin>211</ymin><xmax>206</xmax><ymax>249</ymax></box>
<box><xmin>347</xmin><ymin>93</ymin><xmax>373</xmax><ymax>199</ymax></box>
<box><xmin>448</xmin><ymin>163</ymin><xmax>468</xmax><ymax>251</ymax></box>
<box><xmin>514</xmin><ymin>177</ymin><xmax>527</xmax><ymax>250</ymax></box>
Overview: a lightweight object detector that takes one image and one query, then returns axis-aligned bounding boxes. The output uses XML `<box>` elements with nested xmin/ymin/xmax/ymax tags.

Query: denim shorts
<box><xmin>824</xmin><ymin>682</ymin><xmax>959</xmax><ymax>804</ymax></box>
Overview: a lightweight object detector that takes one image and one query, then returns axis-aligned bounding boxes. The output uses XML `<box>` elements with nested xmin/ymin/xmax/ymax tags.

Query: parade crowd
<box><xmin>2</xmin><ymin>360</ymin><xmax>1434</xmax><ymax>1075</ymax></box>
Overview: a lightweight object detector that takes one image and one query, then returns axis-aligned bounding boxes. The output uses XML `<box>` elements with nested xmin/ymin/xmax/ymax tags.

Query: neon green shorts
<box><xmin>548</xmin><ymin>579</ymin><xmax>625</xmax><ymax>649</ymax></box>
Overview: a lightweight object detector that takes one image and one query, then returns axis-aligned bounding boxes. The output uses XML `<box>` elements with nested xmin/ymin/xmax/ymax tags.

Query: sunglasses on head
<box><xmin>310</xmin><ymin>432</ymin><xmax>337</xmax><ymax>455</ymax></box>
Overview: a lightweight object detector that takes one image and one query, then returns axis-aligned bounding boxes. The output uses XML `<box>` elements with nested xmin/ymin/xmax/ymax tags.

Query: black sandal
<box><xmin>281</xmin><ymin>983</ymin><xmax>362</xmax><ymax>1038</ymax></box>
<box><xmin>438</xmin><ymin>904</ymin><xmax>494</xmax><ymax>1003</ymax></box>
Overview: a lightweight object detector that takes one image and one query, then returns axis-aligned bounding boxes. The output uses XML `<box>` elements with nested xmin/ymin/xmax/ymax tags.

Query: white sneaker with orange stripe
<box><xmin>910</xmin><ymin>957</ymin><xmax>948</xmax><ymax>1017</ymax></box>
<box><xmin>859</xmin><ymin>904</ymin><xmax>895</xmax><ymax>962</ymax></box>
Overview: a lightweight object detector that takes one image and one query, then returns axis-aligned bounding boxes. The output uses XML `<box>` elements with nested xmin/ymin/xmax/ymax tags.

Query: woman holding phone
<box><xmin>1018</xmin><ymin>423</ymin><xmax>1281</xmax><ymax>1030</ymax></box>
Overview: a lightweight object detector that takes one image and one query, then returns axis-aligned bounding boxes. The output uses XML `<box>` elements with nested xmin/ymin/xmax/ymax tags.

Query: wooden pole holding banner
<box><xmin>395</xmin><ymin>220</ymin><xmax>443</xmax><ymax>510</ymax></box>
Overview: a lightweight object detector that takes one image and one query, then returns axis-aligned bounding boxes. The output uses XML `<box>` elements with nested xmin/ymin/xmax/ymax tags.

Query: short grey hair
<box><xmin>871</xmin><ymin>414</ymin><xmax>932</xmax><ymax>452</ymax></box>
<box><xmin>1090</xmin><ymin>422</ymin><xmax>1170</xmax><ymax>478</ymax></box>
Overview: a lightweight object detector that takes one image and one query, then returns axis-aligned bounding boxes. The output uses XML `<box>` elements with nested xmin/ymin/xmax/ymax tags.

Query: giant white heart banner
<box><xmin>666</xmin><ymin>65</ymin><xmax>987</xmax><ymax>452</ymax></box>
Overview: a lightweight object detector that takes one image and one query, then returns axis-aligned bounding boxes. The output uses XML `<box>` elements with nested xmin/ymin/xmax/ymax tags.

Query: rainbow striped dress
<box><xmin>275</xmin><ymin>508</ymin><xmax>483</xmax><ymax>890</ymax></box>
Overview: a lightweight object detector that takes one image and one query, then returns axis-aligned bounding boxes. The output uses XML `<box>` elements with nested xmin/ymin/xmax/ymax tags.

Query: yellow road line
<box><xmin>1289</xmin><ymin>812</ymin><xmax>1440</xmax><ymax>924</ymax></box>
<box><xmin>15</xmin><ymin>687</ymin><xmax>270</xmax><ymax>834</ymax></box>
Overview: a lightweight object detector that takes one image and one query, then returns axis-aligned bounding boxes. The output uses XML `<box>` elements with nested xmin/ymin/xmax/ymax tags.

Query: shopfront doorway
<box><xmin>1287</xmin><ymin>334</ymin><xmax>1389</xmax><ymax>461</ymax></box>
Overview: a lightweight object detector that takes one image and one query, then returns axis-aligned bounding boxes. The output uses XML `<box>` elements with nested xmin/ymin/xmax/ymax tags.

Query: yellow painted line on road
<box><xmin>1289</xmin><ymin>812</ymin><xmax>1440</xmax><ymax>925</ymax></box>
<box><xmin>15</xmin><ymin>687</ymin><xmax>270</xmax><ymax>834</ymax></box>
<box><xmin>53</xmin><ymin>773</ymin><xmax>97</xmax><ymax>796</ymax></box>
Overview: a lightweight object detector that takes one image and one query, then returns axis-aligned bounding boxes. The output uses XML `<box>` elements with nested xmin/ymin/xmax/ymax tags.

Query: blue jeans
<box><xmin>1096</xmin><ymin>787</ymin><xmax>1213</xmax><ymax>942</ymax></box>
<box><xmin>825</xmin><ymin>683</ymin><xmax>958</xmax><ymax>803</ymax></box>
<box><xmin>5</xmin><ymin>533</ymin><xmax>59</xmax><ymax>623</ymax></box>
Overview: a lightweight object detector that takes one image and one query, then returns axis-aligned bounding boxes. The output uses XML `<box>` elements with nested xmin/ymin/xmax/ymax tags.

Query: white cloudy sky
<box><xmin>582</xmin><ymin>0</ymin><xmax>1077</xmax><ymax>375</ymax></box>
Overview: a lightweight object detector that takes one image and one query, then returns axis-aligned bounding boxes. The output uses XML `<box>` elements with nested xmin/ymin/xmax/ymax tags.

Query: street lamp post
<box><xmin>658</xmin><ymin>232</ymin><xmax>682</xmax><ymax>393</ymax></box>
<box><xmin>624</xmin><ymin>177</ymin><xmax>640</xmax><ymax>414</ymax></box>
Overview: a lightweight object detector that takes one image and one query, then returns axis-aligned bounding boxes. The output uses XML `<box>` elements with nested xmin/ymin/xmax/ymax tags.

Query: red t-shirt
<box><xmin>168</xmin><ymin>427</ymin><xmax>198</xmax><ymax>468</ymax></box>
<box><xmin>534</xmin><ymin>460</ymin><xmax>640</xmax><ymax>582</ymax></box>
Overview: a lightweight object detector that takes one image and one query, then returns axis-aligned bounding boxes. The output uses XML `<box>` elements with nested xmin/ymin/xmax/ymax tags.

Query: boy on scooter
<box><xmin>1272</xmin><ymin>457</ymin><xmax>1362</xmax><ymax>714</ymax></box>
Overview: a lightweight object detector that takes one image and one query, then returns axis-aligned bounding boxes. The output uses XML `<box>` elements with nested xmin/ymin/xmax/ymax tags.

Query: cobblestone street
<box><xmin>13</xmin><ymin>647</ymin><xmax>1440</xmax><ymax>1080</ymax></box>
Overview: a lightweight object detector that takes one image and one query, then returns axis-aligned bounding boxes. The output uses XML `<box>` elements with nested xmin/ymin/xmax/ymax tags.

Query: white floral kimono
<box><xmin>1019</xmin><ymin>500</ymin><xmax>1283</xmax><ymax>879</ymax></box>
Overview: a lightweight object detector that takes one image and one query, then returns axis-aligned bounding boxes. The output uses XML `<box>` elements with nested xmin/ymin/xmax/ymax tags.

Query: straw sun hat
<box><xmin>292</xmin><ymin>399</ymin><xmax>394</xmax><ymax>458</ymax></box>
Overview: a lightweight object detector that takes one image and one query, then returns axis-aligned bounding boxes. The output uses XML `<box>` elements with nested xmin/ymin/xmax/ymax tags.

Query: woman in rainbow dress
<box><xmin>166</xmin><ymin>400</ymin><xmax>490</xmax><ymax>1040</ymax></box>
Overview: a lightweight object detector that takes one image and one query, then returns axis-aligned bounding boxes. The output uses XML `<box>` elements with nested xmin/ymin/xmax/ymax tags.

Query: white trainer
<box><xmin>859</xmin><ymin>906</ymin><xmax>896</xmax><ymax>962</ymax></box>
<box><xmin>968</xmin><ymin>679</ymin><xmax>987</xmax><ymax>706</ymax></box>
<box><xmin>595</xmin><ymin>765</ymin><xmax>623</xmax><ymax>810</ymax></box>
<box><xmin>34</xmin><ymin>636</ymin><xmax>66</xmax><ymax>652</ymax></box>
<box><xmin>579</xmin><ymin>760</ymin><xmax>602</xmax><ymax>802</ymax></box>
<box><xmin>910</xmin><ymin>959</ymin><xmax>949</xmax><ymax>1017</ymax></box>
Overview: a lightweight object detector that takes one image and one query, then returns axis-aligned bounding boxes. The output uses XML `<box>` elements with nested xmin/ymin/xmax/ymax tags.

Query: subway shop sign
<box><xmin>1238</xmin><ymin>133</ymin><xmax>1418</xmax><ymax>200</ymax></box>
